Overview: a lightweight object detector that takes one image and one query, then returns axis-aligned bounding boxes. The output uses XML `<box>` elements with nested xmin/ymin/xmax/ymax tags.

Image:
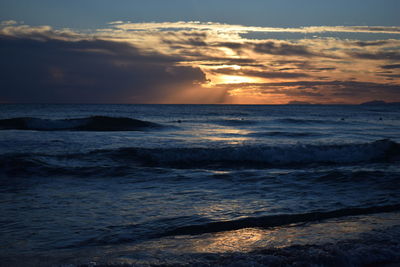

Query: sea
<box><xmin>0</xmin><ymin>104</ymin><xmax>400</xmax><ymax>266</ymax></box>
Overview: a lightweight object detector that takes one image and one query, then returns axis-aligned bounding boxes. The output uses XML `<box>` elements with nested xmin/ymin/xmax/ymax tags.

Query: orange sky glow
<box><xmin>1</xmin><ymin>21</ymin><xmax>400</xmax><ymax>104</ymax></box>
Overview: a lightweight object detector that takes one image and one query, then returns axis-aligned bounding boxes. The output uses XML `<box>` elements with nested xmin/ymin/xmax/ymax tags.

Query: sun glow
<box><xmin>218</xmin><ymin>75</ymin><xmax>258</xmax><ymax>84</ymax></box>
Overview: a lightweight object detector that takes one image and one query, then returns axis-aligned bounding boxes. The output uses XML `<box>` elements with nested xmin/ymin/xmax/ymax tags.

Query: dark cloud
<box><xmin>1</xmin><ymin>24</ymin><xmax>399</xmax><ymax>104</ymax></box>
<box><xmin>349</xmin><ymin>51</ymin><xmax>400</xmax><ymax>60</ymax></box>
<box><xmin>217</xmin><ymin>80</ymin><xmax>400</xmax><ymax>101</ymax></box>
<box><xmin>0</xmin><ymin>35</ymin><xmax>207</xmax><ymax>103</ymax></box>
<box><xmin>214</xmin><ymin>42</ymin><xmax>245</xmax><ymax>50</ymax></box>
<box><xmin>244</xmin><ymin>69</ymin><xmax>309</xmax><ymax>78</ymax></box>
<box><xmin>191</xmin><ymin>56</ymin><xmax>257</xmax><ymax>65</ymax></box>
<box><xmin>315</xmin><ymin>67</ymin><xmax>336</xmax><ymax>71</ymax></box>
<box><xmin>252</xmin><ymin>41</ymin><xmax>315</xmax><ymax>57</ymax></box>
<box><xmin>281</xmin><ymin>90</ymin><xmax>324</xmax><ymax>97</ymax></box>
<box><xmin>212</xmin><ymin>68</ymin><xmax>309</xmax><ymax>79</ymax></box>
<box><xmin>162</xmin><ymin>40</ymin><xmax>245</xmax><ymax>50</ymax></box>
<box><xmin>162</xmin><ymin>32</ymin><xmax>208</xmax><ymax>47</ymax></box>
<box><xmin>234</xmin><ymin>80</ymin><xmax>399</xmax><ymax>90</ymax></box>
<box><xmin>200</xmin><ymin>63</ymin><xmax>265</xmax><ymax>67</ymax></box>
<box><xmin>273</xmin><ymin>60</ymin><xmax>311</xmax><ymax>67</ymax></box>
<box><xmin>380</xmin><ymin>74</ymin><xmax>400</xmax><ymax>78</ymax></box>
<box><xmin>354</xmin><ymin>40</ymin><xmax>389</xmax><ymax>47</ymax></box>
<box><xmin>278</xmin><ymin>67</ymin><xmax>298</xmax><ymax>71</ymax></box>
<box><xmin>276</xmin><ymin>65</ymin><xmax>336</xmax><ymax>72</ymax></box>
<box><xmin>210</xmin><ymin>41</ymin><xmax>319</xmax><ymax>58</ymax></box>
<box><xmin>381</xmin><ymin>64</ymin><xmax>400</xmax><ymax>69</ymax></box>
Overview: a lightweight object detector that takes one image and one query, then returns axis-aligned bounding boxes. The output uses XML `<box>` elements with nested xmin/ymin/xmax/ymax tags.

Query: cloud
<box><xmin>0</xmin><ymin>22</ymin><xmax>399</xmax><ymax>104</ymax></box>
<box><xmin>211</xmin><ymin>68</ymin><xmax>309</xmax><ymax>79</ymax></box>
<box><xmin>252</xmin><ymin>41</ymin><xmax>315</xmax><ymax>57</ymax></box>
<box><xmin>381</xmin><ymin>64</ymin><xmax>400</xmax><ymax>69</ymax></box>
<box><xmin>108</xmin><ymin>21</ymin><xmax>125</xmax><ymax>25</ymax></box>
<box><xmin>349</xmin><ymin>51</ymin><xmax>400</xmax><ymax>60</ymax></box>
<box><xmin>216</xmin><ymin>80</ymin><xmax>400</xmax><ymax>104</ymax></box>
<box><xmin>0</xmin><ymin>34</ymin><xmax>212</xmax><ymax>103</ymax></box>
<box><xmin>109</xmin><ymin>22</ymin><xmax>400</xmax><ymax>35</ymax></box>
<box><xmin>315</xmin><ymin>67</ymin><xmax>336</xmax><ymax>71</ymax></box>
<box><xmin>354</xmin><ymin>40</ymin><xmax>390</xmax><ymax>47</ymax></box>
<box><xmin>0</xmin><ymin>20</ymin><xmax>18</xmax><ymax>26</ymax></box>
<box><xmin>0</xmin><ymin>24</ymin><xmax>82</xmax><ymax>41</ymax></box>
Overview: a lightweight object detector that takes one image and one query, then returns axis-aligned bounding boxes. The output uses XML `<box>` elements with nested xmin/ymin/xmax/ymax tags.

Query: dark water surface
<box><xmin>1</xmin><ymin>104</ymin><xmax>400</xmax><ymax>266</ymax></box>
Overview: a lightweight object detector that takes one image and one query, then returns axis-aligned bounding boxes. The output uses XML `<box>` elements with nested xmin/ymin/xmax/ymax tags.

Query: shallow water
<box><xmin>1</xmin><ymin>104</ymin><xmax>400</xmax><ymax>266</ymax></box>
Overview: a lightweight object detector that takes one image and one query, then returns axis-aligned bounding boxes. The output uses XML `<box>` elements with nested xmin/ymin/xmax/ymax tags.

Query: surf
<box><xmin>0</xmin><ymin>116</ymin><xmax>161</xmax><ymax>131</ymax></box>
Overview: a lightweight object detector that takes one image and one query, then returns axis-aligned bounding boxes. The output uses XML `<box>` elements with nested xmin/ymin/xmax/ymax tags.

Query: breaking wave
<box><xmin>1</xmin><ymin>139</ymin><xmax>399</xmax><ymax>177</ymax></box>
<box><xmin>184</xmin><ymin>226</ymin><xmax>400</xmax><ymax>267</ymax></box>
<box><xmin>1</xmin><ymin>139</ymin><xmax>399</xmax><ymax>173</ymax></box>
<box><xmin>18</xmin><ymin>224</ymin><xmax>400</xmax><ymax>266</ymax></box>
<box><xmin>63</xmin><ymin>204</ymin><xmax>400</xmax><ymax>249</ymax></box>
<box><xmin>0</xmin><ymin>116</ymin><xmax>161</xmax><ymax>131</ymax></box>
<box><xmin>106</xmin><ymin>139</ymin><xmax>400</xmax><ymax>167</ymax></box>
<box><xmin>158</xmin><ymin>204</ymin><xmax>400</xmax><ymax>237</ymax></box>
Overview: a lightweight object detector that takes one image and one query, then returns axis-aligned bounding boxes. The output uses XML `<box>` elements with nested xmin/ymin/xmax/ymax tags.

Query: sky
<box><xmin>0</xmin><ymin>0</ymin><xmax>399</xmax><ymax>104</ymax></box>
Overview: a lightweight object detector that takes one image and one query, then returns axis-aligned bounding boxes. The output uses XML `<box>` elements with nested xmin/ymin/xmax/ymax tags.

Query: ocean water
<box><xmin>0</xmin><ymin>104</ymin><xmax>400</xmax><ymax>266</ymax></box>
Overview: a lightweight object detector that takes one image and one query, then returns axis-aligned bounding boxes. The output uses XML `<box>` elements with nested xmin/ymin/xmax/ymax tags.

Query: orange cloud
<box><xmin>1</xmin><ymin>21</ymin><xmax>399</xmax><ymax>104</ymax></box>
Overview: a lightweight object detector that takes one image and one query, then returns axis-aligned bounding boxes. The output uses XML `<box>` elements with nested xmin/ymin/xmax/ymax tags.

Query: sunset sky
<box><xmin>1</xmin><ymin>0</ymin><xmax>399</xmax><ymax>104</ymax></box>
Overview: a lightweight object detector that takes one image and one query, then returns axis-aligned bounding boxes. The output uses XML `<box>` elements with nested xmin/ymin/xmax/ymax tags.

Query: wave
<box><xmin>1</xmin><ymin>140</ymin><xmax>399</xmax><ymax>177</ymax></box>
<box><xmin>247</xmin><ymin>131</ymin><xmax>323</xmax><ymax>138</ymax></box>
<box><xmin>19</xmin><ymin>224</ymin><xmax>400</xmax><ymax>266</ymax></box>
<box><xmin>106</xmin><ymin>139</ymin><xmax>400</xmax><ymax>167</ymax></box>
<box><xmin>0</xmin><ymin>155</ymin><xmax>132</xmax><ymax>178</ymax></box>
<box><xmin>276</xmin><ymin>118</ymin><xmax>344</xmax><ymax>124</ymax></box>
<box><xmin>158</xmin><ymin>204</ymin><xmax>400</xmax><ymax>237</ymax></box>
<box><xmin>313</xmin><ymin>170</ymin><xmax>398</xmax><ymax>184</ymax></box>
<box><xmin>211</xmin><ymin>119</ymin><xmax>258</xmax><ymax>126</ymax></box>
<box><xmin>205</xmin><ymin>112</ymin><xmax>250</xmax><ymax>116</ymax></box>
<box><xmin>63</xmin><ymin>204</ymin><xmax>400</xmax><ymax>249</ymax></box>
<box><xmin>171</xmin><ymin>225</ymin><xmax>400</xmax><ymax>267</ymax></box>
<box><xmin>0</xmin><ymin>116</ymin><xmax>161</xmax><ymax>131</ymax></box>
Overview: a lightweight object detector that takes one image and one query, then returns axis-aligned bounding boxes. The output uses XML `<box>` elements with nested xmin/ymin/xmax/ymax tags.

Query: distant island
<box><xmin>360</xmin><ymin>100</ymin><xmax>387</xmax><ymax>105</ymax></box>
<box><xmin>286</xmin><ymin>100</ymin><xmax>400</xmax><ymax>105</ymax></box>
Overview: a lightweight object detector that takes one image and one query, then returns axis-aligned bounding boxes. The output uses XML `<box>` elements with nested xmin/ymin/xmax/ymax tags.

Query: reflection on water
<box><xmin>5</xmin><ymin>213</ymin><xmax>400</xmax><ymax>267</ymax></box>
<box><xmin>185</xmin><ymin>212</ymin><xmax>400</xmax><ymax>254</ymax></box>
<box><xmin>190</xmin><ymin>228</ymin><xmax>265</xmax><ymax>253</ymax></box>
<box><xmin>122</xmin><ymin>212</ymin><xmax>400</xmax><ymax>256</ymax></box>
<box><xmin>2</xmin><ymin>105</ymin><xmax>400</xmax><ymax>266</ymax></box>
<box><xmin>190</xmin><ymin>127</ymin><xmax>253</xmax><ymax>144</ymax></box>
<box><xmin>10</xmin><ymin>213</ymin><xmax>399</xmax><ymax>266</ymax></box>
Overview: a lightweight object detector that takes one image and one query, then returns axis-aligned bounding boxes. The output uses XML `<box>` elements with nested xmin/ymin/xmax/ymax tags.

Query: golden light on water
<box><xmin>191</xmin><ymin>228</ymin><xmax>266</xmax><ymax>253</ymax></box>
<box><xmin>105</xmin><ymin>212</ymin><xmax>400</xmax><ymax>267</ymax></box>
<box><xmin>198</xmin><ymin>128</ymin><xmax>252</xmax><ymax>144</ymax></box>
